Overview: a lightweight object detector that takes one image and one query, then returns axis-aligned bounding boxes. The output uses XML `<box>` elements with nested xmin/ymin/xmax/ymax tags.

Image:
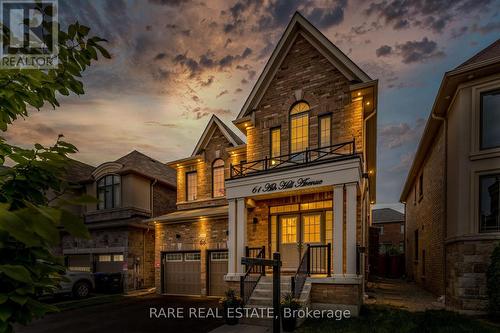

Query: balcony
<box><xmin>230</xmin><ymin>140</ymin><xmax>358</xmax><ymax>179</ymax></box>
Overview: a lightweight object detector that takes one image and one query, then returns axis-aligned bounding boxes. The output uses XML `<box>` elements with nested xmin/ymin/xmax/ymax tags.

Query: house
<box><xmin>61</xmin><ymin>150</ymin><xmax>177</xmax><ymax>291</ymax></box>
<box><xmin>150</xmin><ymin>12</ymin><xmax>377</xmax><ymax>314</ymax></box>
<box><xmin>372</xmin><ymin>208</ymin><xmax>405</xmax><ymax>254</ymax></box>
<box><xmin>400</xmin><ymin>39</ymin><xmax>500</xmax><ymax>311</ymax></box>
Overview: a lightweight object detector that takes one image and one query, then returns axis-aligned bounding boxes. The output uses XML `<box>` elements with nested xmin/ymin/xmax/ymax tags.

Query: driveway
<box><xmin>17</xmin><ymin>294</ymin><xmax>224</xmax><ymax>333</ymax></box>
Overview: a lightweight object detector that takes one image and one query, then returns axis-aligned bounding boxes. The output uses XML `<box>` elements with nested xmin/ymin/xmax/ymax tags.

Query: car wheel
<box><xmin>73</xmin><ymin>281</ymin><xmax>91</xmax><ymax>299</ymax></box>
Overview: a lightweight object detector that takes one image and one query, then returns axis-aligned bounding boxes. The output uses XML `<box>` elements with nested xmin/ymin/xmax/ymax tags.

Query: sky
<box><xmin>4</xmin><ymin>0</ymin><xmax>500</xmax><ymax>209</ymax></box>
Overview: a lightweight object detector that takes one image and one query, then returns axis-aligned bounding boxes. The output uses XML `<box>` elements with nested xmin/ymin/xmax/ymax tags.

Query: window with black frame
<box><xmin>479</xmin><ymin>173</ymin><xmax>500</xmax><ymax>233</ymax></box>
<box><xmin>290</xmin><ymin>102</ymin><xmax>309</xmax><ymax>162</ymax></box>
<box><xmin>480</xmin><ymin>89</ymin><xmax>500</xmax><ymax>150</ymax></box>
<box><xmin>97</xmin><ymin>175</ymin><xmax>121</xmax><ymax>210</ymax></box>
<box><xmin>212</xmin><ymin>159</ymin><xmax>225</xmax><ymax>198</ymax></box>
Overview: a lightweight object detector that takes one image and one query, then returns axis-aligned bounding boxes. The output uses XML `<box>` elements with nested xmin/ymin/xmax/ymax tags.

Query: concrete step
<box><xmin>247</xmin><ymin>296</ymin><xmax>273</xmax><ymax>306</ymax></box>
<box><xmin>251</xmin><ymin>289</ymin><xmax>291</xmax><ymax>298</ymax></box>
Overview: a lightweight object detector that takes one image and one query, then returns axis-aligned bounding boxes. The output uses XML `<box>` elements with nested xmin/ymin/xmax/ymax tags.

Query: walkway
<box><xmin>365</xmin><ymin>277</ymin><xmax>445</xmax><ymax>312</ymax></box>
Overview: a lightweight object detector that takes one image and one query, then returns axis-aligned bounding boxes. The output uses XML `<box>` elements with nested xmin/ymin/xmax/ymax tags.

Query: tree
<box><xmin>0</xmin><ymin>3</ymin><xmax>110</xmax><ymax>332</ymax></box>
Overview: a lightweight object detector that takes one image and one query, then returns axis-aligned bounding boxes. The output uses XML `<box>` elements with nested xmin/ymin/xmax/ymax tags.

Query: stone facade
<box><xmin>445</xmin><ymin>239</ymin><xmax>498</xmax><ymax>311</ymax></box>
<box><xmin>404</xmin><ymin>127</ymin><xmax>446</xmax><ymax>296</ymax></box>
<box><xmin>246</xmin><ymin>34</ymin><xmax>364</xmax><ymax>164</ymax></box>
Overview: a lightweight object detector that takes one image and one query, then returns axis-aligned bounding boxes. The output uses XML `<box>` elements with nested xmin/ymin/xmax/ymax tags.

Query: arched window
<box><xmin>212</xmin><ymin>159</ymin><xmax>225</xmax><ymax>198</ymax></box>
<box><xmin>97</xmin><ymin>175</ymin><xmax>121</xmax><ymax>210</ymax></box>
<box><xmin>290</xmin><ymin>102</ymin><xmax>310</xmax><ymax>153</ymax></box>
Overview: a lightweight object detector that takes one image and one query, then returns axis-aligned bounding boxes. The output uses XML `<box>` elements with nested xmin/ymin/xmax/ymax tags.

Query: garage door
<box><xmin>163</xmin><ymin>251</ymin><xmax>201</xmax><ymax>295</ymax></box>
<box><xmin>208</xmin><ymin>250</ymin><xmax>228</xmax><ymax>296</ymax></box>
<box><xmin>66</xmin><ymin>254</ymin><xmax>91</xmax><ymax>272</ymax></box>
<box><xmin>96</xmin><ymin>253</ymin><xmax>124</xmax><ymax>273</ymax></box>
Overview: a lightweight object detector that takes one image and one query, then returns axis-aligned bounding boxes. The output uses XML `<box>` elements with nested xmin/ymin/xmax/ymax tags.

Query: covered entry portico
<box><xmin>224</xmin><ymin>156</ymin><xmax>365</xmax><ymax>281</ymax></box>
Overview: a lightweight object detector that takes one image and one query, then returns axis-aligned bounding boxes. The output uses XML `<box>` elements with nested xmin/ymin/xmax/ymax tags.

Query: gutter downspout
<box><xmin>431</xmin><ymin>112</ymin><xmax>447</xmax><ymax>302</ymax></box>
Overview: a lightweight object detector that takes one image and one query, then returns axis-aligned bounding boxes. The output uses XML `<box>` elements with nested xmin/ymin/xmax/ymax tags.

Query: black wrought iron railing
<box><xmin>291</xmin><ymin>243</ymin><xmax>331</xmax><ymax>299</ymax></box>
<box><xmin>291</xmin><ymin>246</ymin><xmax>309</xmax><ymax>299</ymax></box>
<box><xmin>240</xmin><ymin>246</ymin><xmax>266</xmax><ymax>304</ymax></box>
<box><xmin>308</xmin><ymin>243</ymin><xmax>332</xmax><ymax>275</ymax></box>
<box><xmin>230</xmin><ymin>140</ymin><xmax>356</xmax><ymax>179</ymax></box>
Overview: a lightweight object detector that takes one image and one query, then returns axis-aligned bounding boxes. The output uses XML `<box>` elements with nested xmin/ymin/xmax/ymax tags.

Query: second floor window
<box><xmin>97</xmin><ymin>175</ymin><xmax>120</xmax><ymax>210</ymax></box>
<box><xmin>319</xmin><ymin>114</ymin><xmax>332</xmax><ymax>148</ymax></box>
<box><xmin>290</xmin><ymin>102</ymin><xmax>309</xmax><ymax>153</ymax></box>
<box><xmin>212</xmin><ymin>159</ymin><xmax>225</xmax><ymax>198</ymax></box>
<box><xmin>480</xmin><ymin>89</ymin><xmax>500</xmax><ymax>150</ymax></box>
<box><xmin>270</xmin><ymin>127</ymin><xmax>281</xmax><ymax>158</ymax></box>
<box><xmin>186</xmin><ymin>171</ymin><xmax>198</xmax><ymax>201</ymax></box>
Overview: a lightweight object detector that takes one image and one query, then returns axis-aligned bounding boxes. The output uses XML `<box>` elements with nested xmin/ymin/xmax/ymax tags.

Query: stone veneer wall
<box><xmin>445</xmin><ymin>239</ymin><xmax>499</xmax><ymax>311</ymax></box>
<box><xmin>245</xmin><ymin>33</ymin><xmax>364</xmax><ymax>164</ymax></box>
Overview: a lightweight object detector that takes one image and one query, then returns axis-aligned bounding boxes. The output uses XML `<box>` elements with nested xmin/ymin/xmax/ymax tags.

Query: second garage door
<box><xmin>163</xmin><ymin>251</ymin><xmax>201</xmax><ymax>295</ymax></box>
<box><xmin>208</xmin><ymin>250</ymin><xmax>228</xmax><ymax>296</ymax></box>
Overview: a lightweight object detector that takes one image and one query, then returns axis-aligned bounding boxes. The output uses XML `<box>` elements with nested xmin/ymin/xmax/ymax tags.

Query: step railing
<box><xmin>291</xmin><ymin>243</ymin><xmax>331</xmax><ymax>298</ymax></box>
<box><xmin>240</xmin><ymin>246</ymin><xmax>266</xmax><ymax>304</ymax></box>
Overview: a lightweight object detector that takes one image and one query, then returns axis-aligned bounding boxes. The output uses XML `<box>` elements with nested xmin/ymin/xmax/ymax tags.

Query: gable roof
<box><xmin>372</xmin><ymin>208</ymin><xmax>405</xmax><ymax>224</ymax></box>
<box><xmin>236</xmin><ymin>11</ymin><xmax>371</xmax><ymax>120</ymax></box>
<box><xmin>114</xmin><ymin>150</ymin><xmax>176</xmax><ymax>187</ymax></box>
<box><xmin>400</xmin><ymin>39</ymin><xmax>500</xmax><ymax>202</ymax></box>
<box><xmin>192</xmin><ymin>115</ymin><xmax>244</xmax><ymax>156</ymax></box>
<box><xmin>64</xmin><ymin>159</ymin><xmax>95</xmax><ymax>183</ymax></box>
<box><xmin>456</xmin><ymin>38</ymin><xmax>500</xmax><ymax>69</ymax></box>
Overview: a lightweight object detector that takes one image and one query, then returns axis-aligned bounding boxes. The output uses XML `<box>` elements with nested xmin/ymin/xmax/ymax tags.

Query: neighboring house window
<box><xmin>319</xmin><ymin>114</ymin><xmax>332</xmax><ymax>148</ymax></box>
<box><xmin>212</xmin><ymin>159</ymin><xmax>225</xmax><ymax>198</ymax></box>
<box><xmin>479</xmin><ymin>173</ymin><xmax>500</xmax><ymax>233</ymax></box>
<box><xmin>414</xmin><ymin>230</ymin><xmax>419</xmax><ymax>261</ymax></box>
<box><xmin>97</xmin><ymin>175</ymin><xmax>120</xmax><ymax>210</ymax></box>
<box><xmin>270</xmin><ymin>127</ymin><xmax>281</xmax><ymax>159</ymax></box>
<box><xmin>480</xmin><ymin>89</ymin><xmax>500</xmax><ymax>150</ymax></box>
<box><xmin>418</xmin><ymin>173</ymin><xmax>424</xmax><ymax>199</ymax></box>
<box><xmin>379</xmin><ymin>225</ymin><xmax>384</xmax><ymax>235</ymax></box>
<box><xmin>400</xmin><ymin>224</ymin><xmax>404</xmax><ymax>234</ymax></box>
<box><xmin>290</xmin><ymin>102</ymin><xmax>310</xmax><ymax>154</ymax></box>
<box><xmin>186</xmin><ymin>171</ymin><xmax>197</xmax><ymax>201</ymax></box>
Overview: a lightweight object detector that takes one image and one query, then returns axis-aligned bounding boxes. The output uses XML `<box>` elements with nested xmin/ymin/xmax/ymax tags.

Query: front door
<box><xmin>279</xmin><ymin>213</ymin><xmax>323</xmax><ymax>271</ymax></box>
<box><xmin>279</xmin><ymin>215</ymin><xmax>300</xmax><ymax>271</ymax></box>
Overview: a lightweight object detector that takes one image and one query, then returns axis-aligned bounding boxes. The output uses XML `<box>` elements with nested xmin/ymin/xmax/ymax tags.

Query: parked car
<box><xmin>56</xmin><ymin>271</ymin><xmax>95</xmax><ymax>299</ymax></box>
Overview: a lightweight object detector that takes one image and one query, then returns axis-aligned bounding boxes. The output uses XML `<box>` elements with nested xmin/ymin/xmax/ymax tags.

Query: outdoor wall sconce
<box><xmin>226</xmin><ymin>230</ymin><xmax>229</xmax><ymax>236</ymax></box>
<box><xmin>362</xmin><ymin>172</ymin><xmax>369</xmax><ymax>178</ymax></box>
<box><xmin>253</xmin><ymin>217</ymin><xmax>259</xmax><ymax>224</ymax></box>
<box><xmin>175</xmin><ymin>234</ymin><xmax>181</xmax><ymax>239</ymax></box>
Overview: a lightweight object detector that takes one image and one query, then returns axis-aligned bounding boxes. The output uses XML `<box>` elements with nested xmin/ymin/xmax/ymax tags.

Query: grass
<box><xmin>296</xmin><ymin>305</ymin><xmax>500</xmax><ymax>333</ymax></box>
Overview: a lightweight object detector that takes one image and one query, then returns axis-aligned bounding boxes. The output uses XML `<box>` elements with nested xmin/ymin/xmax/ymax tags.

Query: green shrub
<box><xmin>486</xmin><ymin>242</ymin><xmax>500</xmax><ymax>319</ymax></box>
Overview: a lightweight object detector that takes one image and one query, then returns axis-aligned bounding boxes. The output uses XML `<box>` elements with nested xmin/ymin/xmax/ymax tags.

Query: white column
<box><xmin>227</xmin><ymin>198</ymin><xmax>237</xmax><ymax>275</ymax></box>
<box><xmin>235</xmin><ymin>198</ymin><xmax>247</xmax><ymax>274</ymax></box>
<box><xmin>346</xmin><ymin>183</ymin><xmax>357</xmax><ymax>276</ymax></box>
<box><xmin>333</xmin><ymin>185</ymin><xmax>344</xmax><ymax>276</ymax></box>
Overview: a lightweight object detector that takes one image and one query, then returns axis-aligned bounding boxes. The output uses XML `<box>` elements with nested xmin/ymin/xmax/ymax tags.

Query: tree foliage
<box><xmin>0</xmin><ymin>3</ymin><xmax>109</xmax><ymax>331</ymax></box>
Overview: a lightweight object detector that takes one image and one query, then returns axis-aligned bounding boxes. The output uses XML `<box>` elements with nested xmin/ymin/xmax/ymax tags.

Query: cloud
<box><xmin>375</xmin><ymin>38</ymin><xmax>445</xmax><ymax>63</ymax></box>
<box><xmin>216</xmin><ymin>90</ymin><xmax>229</xmax><ymax>98</ymax></box>
<box><xmin>471</xmin><ymin>21</ymin><xmax>500</xmax><ymax>34</ymax></box>
<box><xmin>364</xmin><ymin>0</ymin><xmax>494</xmax><ymax>33</ymax></box>
<box><xmin>148</xmin><ymin>0</ymin><xmax>190</xmax><ymax>6</ymax></box>
<box><xmin>379</xmin><ymin>118</ymin><xmax>426</xmax><ymax>149</ymax></box>
<box><xmin>376</xmin><ymin>45</ymin><xmax>392</xmax><ymax>57</ymax></box>
<box><xmin>144</xmin><ymin>121</ymin><xmax>179</xmax><ymax>128</ymax></box>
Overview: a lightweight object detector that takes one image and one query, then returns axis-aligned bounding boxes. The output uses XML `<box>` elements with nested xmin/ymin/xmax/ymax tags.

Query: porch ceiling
<box><xmin>145</xmin><ymin>205</ymin><xmax>228</xmax><ymax>224</ymax></box>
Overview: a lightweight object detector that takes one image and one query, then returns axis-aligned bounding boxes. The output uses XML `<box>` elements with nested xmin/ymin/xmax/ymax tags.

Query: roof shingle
<box><xmin>372</xmin><ymin>208</ymin><xmax>405</xmax><ymax>224</ymax></box>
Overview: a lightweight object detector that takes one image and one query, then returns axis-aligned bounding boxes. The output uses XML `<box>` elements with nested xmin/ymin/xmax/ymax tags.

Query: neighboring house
<box><xmin>149</xmin><ymin>12</ymin><xmax>377</xmax><ymax>314</ymax></box>
<box><xmin>372</xmin><ymin>208</ymin><xmax>405</xmax><ymax>254</ymax></box>
<box><xmin>400</xmin><ymin>39</ymin><xmax>500</xmax><ymax>311</ymax></box>
<box><xmin>62</xmin><ymin>150</ymin><xmax>177</xmax><ymax>291</ymax></box>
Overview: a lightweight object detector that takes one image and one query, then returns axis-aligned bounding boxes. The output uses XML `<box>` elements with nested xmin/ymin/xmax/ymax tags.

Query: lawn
<box><xmin>296</xmin><ymin>305</ymin><xmax>500</xmax><ymax>333</ymax></box>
